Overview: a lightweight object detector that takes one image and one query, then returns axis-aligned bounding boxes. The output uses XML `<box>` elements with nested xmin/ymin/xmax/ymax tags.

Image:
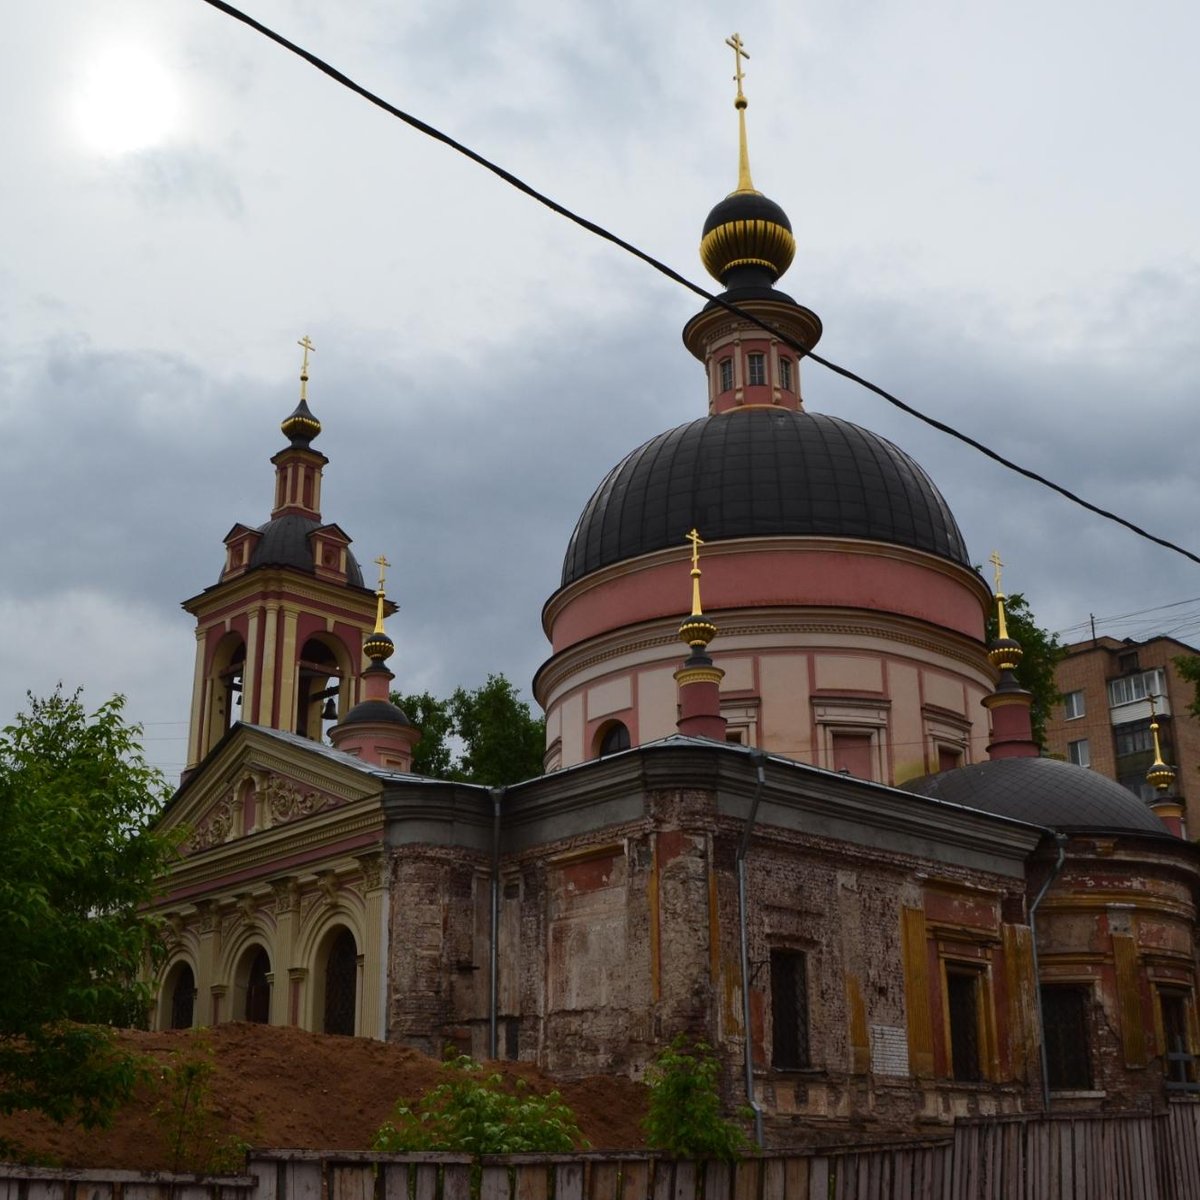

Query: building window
<box><xmin>747</xmin><ymin>352</ymin><xmax>766</xmax><ymax>386</ymax></box>
<box><xmin>1064</xmin><ymin>690</ymin><xmax>1086</xmax><ymax>720</ymax></box>
<box><xmin>170</xmin><ymin>964</ymin><xmax>196</xmax><ymax>1030</ymax></box>
<box><xmin>1115</xmin><ymin>721</ymin><xmax>1155</xmax><ymax>757</ymax></box>
<box><xmin>597</xmin><ymin>721</ymin><xmax>631</xmax><ymax>757</ymax></box>
<box><xmin>322</xmin><ymin>928</ymin><xmax>357</xmax><ymax>1036</ymax></box>
<box><xmin>1041</xmin><ymin>986</ymin><xmax>1091</xmax><ymax>1090</ymax></box>
<box><xmin>946</xmin><ymin>969</ymin><xmax>982</xmax><ymax>1082</ymax></box>
<box><xmin>1160</xmin><ymin>990</ymin><xmax>1198</xmax><ymax>1090</ymax></box>
<box><xmin>718</xmin><ymin>358</ymin><xmax>733</xmax><ymax>392</ymax></box>
<box><xmin>1108</xmin><ymin>669</ymin><xmax>1165</xmax><ymax>709</ymax></box>
<box><xmin>1118</xmin><ymin>650</ymin><xmax>1140</xmax><ymax>673</ymax></box>
<box><xmin>771</xmin><ymin>950</ymin><xmax>810</xmax><ymax>1069</ymax></box>
<box><xmin>1068</xmin><ymin>739</ymin><xmax>1090</xmax><ymax>768</ymax></box>
<box><xmin>245</xmin><ymin>948</ymin><xmax>271</xmax><ymax>1023</ymax></box>
<box><xmin>937</xmin><ymin>746</ymin><xmax>962</xmax><ymax>773</ymax></box>
<box><xmin>779</xmin><ymin>357</ymin><xmax>793</xmax><ymax>390</ymax></box>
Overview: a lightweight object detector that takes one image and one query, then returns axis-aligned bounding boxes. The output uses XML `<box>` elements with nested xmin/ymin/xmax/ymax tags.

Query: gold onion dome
<box><xmin>363</xmin><ymin>628</ymin><xmax>395</xmax><ymax>663</ymax></box>
<box><xmin>700</xmin><ymin>191</ymin><xmax>796</xmax><ymax>285</ymax></box>
<box><xmin>281</xmin><ymin>398</ymin><xmax>321</xmax><ymax>447</ymax></box>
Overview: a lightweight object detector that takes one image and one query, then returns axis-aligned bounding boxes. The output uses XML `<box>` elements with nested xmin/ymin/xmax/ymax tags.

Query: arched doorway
<box><xmin>244</xmin><ymin>948</ymin><xmax>271</xmax><ymax>1023</ymax></box>
<box><xmin>169</xmin><ymin>963</ymin><xmax>196</xmax><ymax>1029</ymax></box>
<box><xmin>322</xmin><ymin>928</ymin><xmax>357</xmax><ymax>1036</ymax></box>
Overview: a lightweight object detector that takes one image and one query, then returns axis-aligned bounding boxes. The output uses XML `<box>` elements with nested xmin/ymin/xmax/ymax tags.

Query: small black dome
<box><xmin>702</xmin><ymin>191</ymin><xmax>793</xmax><ymax>237</ymax></box>
<box><xmin>340</xmin><ymin>699</ymin><xmax>412</xmax><ymax>727</ymax></box>
<box><xmin>902</xmin><ymin>757</ymin><xmax>1168</xmax><ymax>837</ymax></box>
<box><xmin>242</xmin><ymin>513</ymin><xmax>364</xmax><ymax>587</ymax></box>
<box><xmin>561</xmin><ymin>410</ymin><xmax>969</xmax><ymax>588</ymax></box>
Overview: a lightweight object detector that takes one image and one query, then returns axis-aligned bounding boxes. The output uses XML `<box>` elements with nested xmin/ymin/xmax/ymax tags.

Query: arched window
<box><xmin>322</xmin><ymin>928</ymin><xmax>358</xmax><ymax>1036</ymax></box>
<box><xmin>597</xmin><ymin>721</ymin><xmax>631</xmax><ymax>757</ymax></box>
<box><xmin>244</xmin><ymin>948</ymin><xmax>271</xmax><ymax>1023</ymax></box>
<box><xmin>170</xmin><ymin>964</ymin><xmax>196</xmax><ymax>1030</ymax></box>
<box><xmin>296</xmin><ymin>637</ymin><xmax>344</xmax><ymax>739</ymax></box>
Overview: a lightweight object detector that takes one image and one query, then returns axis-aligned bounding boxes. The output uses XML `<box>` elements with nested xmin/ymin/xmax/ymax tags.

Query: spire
<box><xmin>1146</xmin><ymin>693</ymin><xmax>1186</xmax><ymax>837</ymax></box>
<box><xmin>281</xmin><ymin>334</ymin><xmax>322</xmax><ymax>448</ymax></box>
<box><xmin>674</xmin><ymin>529</ymin><xmax>726</xmax><ymax>741</ymax></box>
<box><xmin>329</xmin><ymin>551</ymin><xmax>420</xmax><ymax>770</ymax></box>
<box><xmin>982</xmin><ymin>552</ymin><xmax>1038</xmax><ymax>760</ymax></box>
<box><xmin>725</xmin><ymin>33</ymin><xmax>757</xmax><ymax>195</ymax></box>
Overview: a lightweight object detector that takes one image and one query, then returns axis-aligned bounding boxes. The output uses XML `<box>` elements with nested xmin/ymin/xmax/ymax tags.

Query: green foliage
<box><xmin>153</xmin><ymin>1034</ymin><xmax>248</xmax><ymax>1174</ymax></box>
<box><xmin>394</xmin><ymin>674</ymin><xmax>545</xmax><ymax>786</ymax></box>
<box><xmin>1175</xmin><ymin>655</ymin><xmax>1200</xmax><ymax>720</ymax></box>
<box><xmin>373</xmin><ymin>1054</ymin><xmax>587</xmax><ymax>1154</ymax></box>
<box><xmin>0</xmin><ymin>688</ymin><xmax>177</xmax><ymax>1127</ymax></box>
<box><xmin>985</xmin><ymin>591</ymin><xmax>1065</xmax><ymax>750</ymax></box>
<box><xmin>642</xmin><ymin>1038</ymin><xmax>747</xmax><ymax>1162</ymax></box>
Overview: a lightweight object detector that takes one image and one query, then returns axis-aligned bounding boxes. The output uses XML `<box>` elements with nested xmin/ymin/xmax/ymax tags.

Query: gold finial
<box><xmin>372</xmin><ymin>553</ymin><xmax>390</xmax><ymax>633</ymax></box>
<box><xmin>298</xmin><ymin>334</ymin><xmax>315</xmax><ymax>403</ymax></box>
<box><xmin>725</xmin><ymin>33</ymin><xmax>757</xmax><ymax>194</ymax></box>
<box><xmin>989</xmin><ymin>549</ymin><xmax>1012</xmax><ymax>642</ymax></box>
<box><xmin>1147</xmin><ymin>694</ymin><xmax>1176</xmax><ymax>793</ymax></box>
<box><xmin>679</xmin><ymin>529</ymin><xmax>718</xmax><ymax>650</ymax></box>
<box><xmin>686</xmin><ymin>527</ymin><xmax>705</xmax><ymax>617</ymax></box>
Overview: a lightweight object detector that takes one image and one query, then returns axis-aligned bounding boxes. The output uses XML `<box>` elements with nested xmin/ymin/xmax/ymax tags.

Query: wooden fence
<box><xmin>7</xmin><ymin>1104</ymin><xmax>1200</xmax><ymax>1200</ymax></box>
<box><xmin>0</xmin><ymin>1163</ymin><xmax>255</xmax><ymax>1200</ymax></box>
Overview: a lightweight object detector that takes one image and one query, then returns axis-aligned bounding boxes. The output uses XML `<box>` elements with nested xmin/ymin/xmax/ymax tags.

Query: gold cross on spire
<box><xmin>724</xmin><ymin>33</ymin><xmax>756</xmax><ymax>194</ymax></box>
<box><xmin>726</xmin><ymin>33</ymin><xmax>749</xmax><ymax>102</ymax></box>
<box><xmin>686</xmin><ymin>528</ymin><xmax>706</xmax><ymax>616</ymax></box>
<box><xmin>374</xmin><ymin>553</ymin><xmax>391</xmax><ymax>595</ymax></box>
<box><xmin>297</xmin><ymin>334</ymin><xmax>315</xmax><ymax>403</ymax></box>
<box><xmin>988</xmin><ymin>549</ymin><xmax>1004</xmax><ymax>595</ymax></box>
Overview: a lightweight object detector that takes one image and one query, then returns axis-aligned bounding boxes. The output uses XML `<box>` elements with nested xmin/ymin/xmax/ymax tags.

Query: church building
<box><xmin>151</xmin><ymin>40</ymin><xmax>1200</xmax><ymax>1145</ymax></box>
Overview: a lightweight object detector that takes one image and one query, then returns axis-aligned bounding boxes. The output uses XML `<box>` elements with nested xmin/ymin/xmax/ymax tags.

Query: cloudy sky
<box><xmin>3</xmin><ymin>0</ymin><xmax>1199</xmax><ymax>780</ymax></box>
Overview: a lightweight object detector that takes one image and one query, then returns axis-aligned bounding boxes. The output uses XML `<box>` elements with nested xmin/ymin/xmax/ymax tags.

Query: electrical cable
<box><xmin>197</xmin><ymin>0</ymin><xmax>1200</xmax><ymax>569</ymax></box>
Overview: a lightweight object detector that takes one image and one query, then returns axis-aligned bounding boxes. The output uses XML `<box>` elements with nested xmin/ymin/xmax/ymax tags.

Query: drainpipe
<box><xmin>736</xmin><ymin>749</ymin><xmax>768</xmax><ymax>1149</ymax></box>
<box><xmin>489</xmin><ymin>787</ymin><xmax>505</xmax><ymax>1060</ymax></box>
<box><xmin>1028</xmin><ymin>833</ymin><xmax>1067</xmax><ymax>1113</ymax></box>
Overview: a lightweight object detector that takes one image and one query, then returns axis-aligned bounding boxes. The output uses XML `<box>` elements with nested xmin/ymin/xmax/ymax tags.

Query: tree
<box><xmin>373</xmin><ymin>1054</ymin><xmax>587</xmax><ymax>1153</ymax></box>
<box><xmin>984</xmin><ymin>590</ymin><xmax>1065</xmax><ymax>751</ymax></box>
<box><xmin>394</xmin><ymin>674</ymin><xmax>545</xmax><ymax>786</ymax></box>
<box><xmin>1175</xmin><ymin>655</ymin><xmax>1200</xmax><ymax>720</ymax></box>
<box><xmin>0</xmin><ymin>689</ymin><xmax>176</xmax><ymax>1127</ymax></box>
<box><xmin>642</xmin><ymin>1038</ymin><xmax>747</xmax><ymax>1161</ymax></box>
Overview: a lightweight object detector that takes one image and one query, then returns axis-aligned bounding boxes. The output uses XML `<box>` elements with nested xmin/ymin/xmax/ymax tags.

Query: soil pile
<box><xmin>0</xmin><ymin>1023</ymin><xmax>649</xmax><ymax>1171</ymax></box>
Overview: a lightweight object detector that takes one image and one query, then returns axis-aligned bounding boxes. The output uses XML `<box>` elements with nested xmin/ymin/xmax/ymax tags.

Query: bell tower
<box><xmin>182</xmin><ymin>338</ymin><xmax>389</xmax><ymax>771</ymax></box>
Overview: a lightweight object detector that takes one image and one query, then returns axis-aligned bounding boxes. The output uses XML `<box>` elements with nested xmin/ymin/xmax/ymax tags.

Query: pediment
<box><xmin>160</xmin><ymin>726</ymin><xmax>382</xmax><ymax>857</ymax></box>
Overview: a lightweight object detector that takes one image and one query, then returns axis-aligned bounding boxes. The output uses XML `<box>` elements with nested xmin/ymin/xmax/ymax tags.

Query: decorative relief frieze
<box><xmin>263</xmin><ymin>773</ymin><xmax>340</xmax><ymax>826</ymax></box>
<box><xmin>183</xmin><ymin>795</ymin><xmax>237</xmax><ymax>854</ymax></box>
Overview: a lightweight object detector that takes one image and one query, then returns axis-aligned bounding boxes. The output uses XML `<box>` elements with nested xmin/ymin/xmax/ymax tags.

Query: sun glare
<box><xmin>73</xmin><ymin>43</ymin><xmax>180</xmax><ymax>156</ymax></box>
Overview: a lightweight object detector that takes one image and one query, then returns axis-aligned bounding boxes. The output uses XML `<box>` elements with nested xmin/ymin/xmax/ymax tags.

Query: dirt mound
<box><xmin>0</xmin><ymin>1024</ymin><xmax>649</xmax><ymax>1171</ymax></box>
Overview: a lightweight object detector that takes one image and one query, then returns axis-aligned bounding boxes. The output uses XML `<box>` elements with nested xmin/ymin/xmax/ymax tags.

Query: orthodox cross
<box><xmin>686</xmin><ymin>527</ymin><xmax>705</xmax><ymax>570</ymax></box>
<box><xmin>989</xmin><ymin>549</ymin><xmax>1004</xmax><ymax>595</ymax></box>
<box><xmin>374</xmin><ymin>553</ymin><xmax>391</xmax><ymax>594</ymax></box>
<box><xmin>686</xmin><ymin>528</ymin><xmax>706</xmax><ymax>616</ymax></box>
<box><xmin>726</xmin><ymin>33</ymin><xmax>749</xmax><ymax>101</ymax></box>
<box><xmin>297</xmin><ymin>334</ymin><xmax>315</xmax><ymax>401</ymax></box>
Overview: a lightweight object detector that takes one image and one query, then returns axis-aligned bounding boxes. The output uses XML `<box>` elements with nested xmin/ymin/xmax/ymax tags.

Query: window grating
<box><xmin>771</xmin><ymin>950</ymin><xmax>810</xmax><ymax>1069</ymax></box>
<box><xmin>1042</xmin><ymin>986</ymin><xmax>1091</xmax><ymax>1090</ymax></box>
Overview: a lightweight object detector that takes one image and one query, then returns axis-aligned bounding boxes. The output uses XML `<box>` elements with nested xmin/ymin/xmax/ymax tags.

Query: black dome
<box><xmin>902</xmin><ymin>757</ymin><xmax>1168</xmax><ymax>836</ymax></box>
<box><xmin>702</xmin><ymin>191</ymin><xmax>793</xmax><ymax>237</ymax></box>
<box><xmin>243</xmin><ymin>514</ymin><xmax>364</xmax><ymax>587</ymax></box>
<box><xmin>561</xmin><ymin>410</ymin><xmax>969</xmax><ymax>588</ymax></box>
<box><xmin>339</xmin><ymin>699</ymin><xmax>412</xmax><ymax>727</ymax></box>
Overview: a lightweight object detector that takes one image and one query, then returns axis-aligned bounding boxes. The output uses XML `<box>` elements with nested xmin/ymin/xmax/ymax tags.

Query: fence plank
<box><xmin>557</xmin><ymin>1161</ymin><xmax>585</xmax><ymax>1200</ymax></box>
<box><xmin>731</xmin><ymin>1159</ymin><xmax>757</xmax><ymax>1200</ymax></box>
<box><xmin>480</xmin><ymin>1165</ymin><xmax>510</xmax><ymax>1200</ymax></box>
<box><xmin>783</xmin><ymin>1156</ymin><xmax>808</xmax><ymax>1200</ymax></box>
<box><xmin>589</xmin><ymin>1162</ymin><xmax>621</xmax><ymax>1200</ymax></box>
<box><xmin>622</xmin><ymin>1162</ymin><xmax>650</xmax><ymax>1200</ymax></box>
<box><xmin>704</xmin><ymin>1161</ymin><xmax>732</xmax><ymax>1200</ymax></box>
<box><xmin>807</xmin><ymin>1159</ymin><xmax>828</xmax><ymax>1200</ymax></box>
<box><xmin>443</xmin><ymin>1164</ymin><xmax>472</xmax><ymax>1200</ymax></box>
<box><xmin>514</xmin><ymin>1163</ymin><xmax>549</xmax><ymax>1200</ymax></box>
<box><xmin>672</xmin><ymin>1161</ymin><xmax>696</xmax><ymax>1200</ymax></box>
<box><xmin>331</xmin><ymin>1165</ymin><xmax>376</xmax><ymax>1200</ymax></box>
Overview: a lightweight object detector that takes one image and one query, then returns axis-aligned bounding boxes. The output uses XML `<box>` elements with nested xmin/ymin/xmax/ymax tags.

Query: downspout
<box><xmin>489</xmin><ymin>787</ymin><xmax>505</xmax><ymax>1060</ymax></box>
<box><xmin>1028</xmin><ymin>832</ymin><xmax>1067</xmax><ymax>1113</ymax></box>
<box><xmin>736</xmin><ymin>749</ymin><xmax>768</xmax><ymax>1149</ymax></box>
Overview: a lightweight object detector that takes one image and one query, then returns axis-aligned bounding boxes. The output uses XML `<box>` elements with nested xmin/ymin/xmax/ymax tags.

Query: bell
<box><xmin>321</xmin><ymin>697</ymin><xmax>338</xmax><ymax>721</ymax></box>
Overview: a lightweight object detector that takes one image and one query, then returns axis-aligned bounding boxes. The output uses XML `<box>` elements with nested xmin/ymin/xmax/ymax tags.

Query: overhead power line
<box><xmin>197</xmin><ymin>0</ymin><xmax>1200</xmax><ymax>571</ymax></box>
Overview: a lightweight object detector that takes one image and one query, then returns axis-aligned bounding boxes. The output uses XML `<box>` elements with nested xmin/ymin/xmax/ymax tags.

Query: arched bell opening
<box><xmin>205</xmin><ymin>632</ymin><xmax>246</xmax><ymax>753</ymax></box>
<box><xmin>295</xmin><ymin>634</ymin><xmax>352</xmax><ymax>739</ymax></box>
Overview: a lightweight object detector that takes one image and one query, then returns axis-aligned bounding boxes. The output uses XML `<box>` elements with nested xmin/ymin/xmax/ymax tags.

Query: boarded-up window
<box><xmin>831</xmin><ymin>732</ymin><xmax>873</xmax><ymax>779</ymax></box>
<box><xmin>946</xmin><ymin>970</ymin><xmax>982</xmax><ymax>1082</ymax></box>
<box><xmin>771</xmin><ymin>950</ymin><xmax>810</xmax><ymax>1069</ymax></box>
<box><xmin>937</xmin><ymin>746</ymin><xmax>962</xmax><ymax>773</ymax></box>
<box><xmin>1042</xmin><ymin>985</ymin><xmax>1091</xmax><ymax>1090</ymax></box>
